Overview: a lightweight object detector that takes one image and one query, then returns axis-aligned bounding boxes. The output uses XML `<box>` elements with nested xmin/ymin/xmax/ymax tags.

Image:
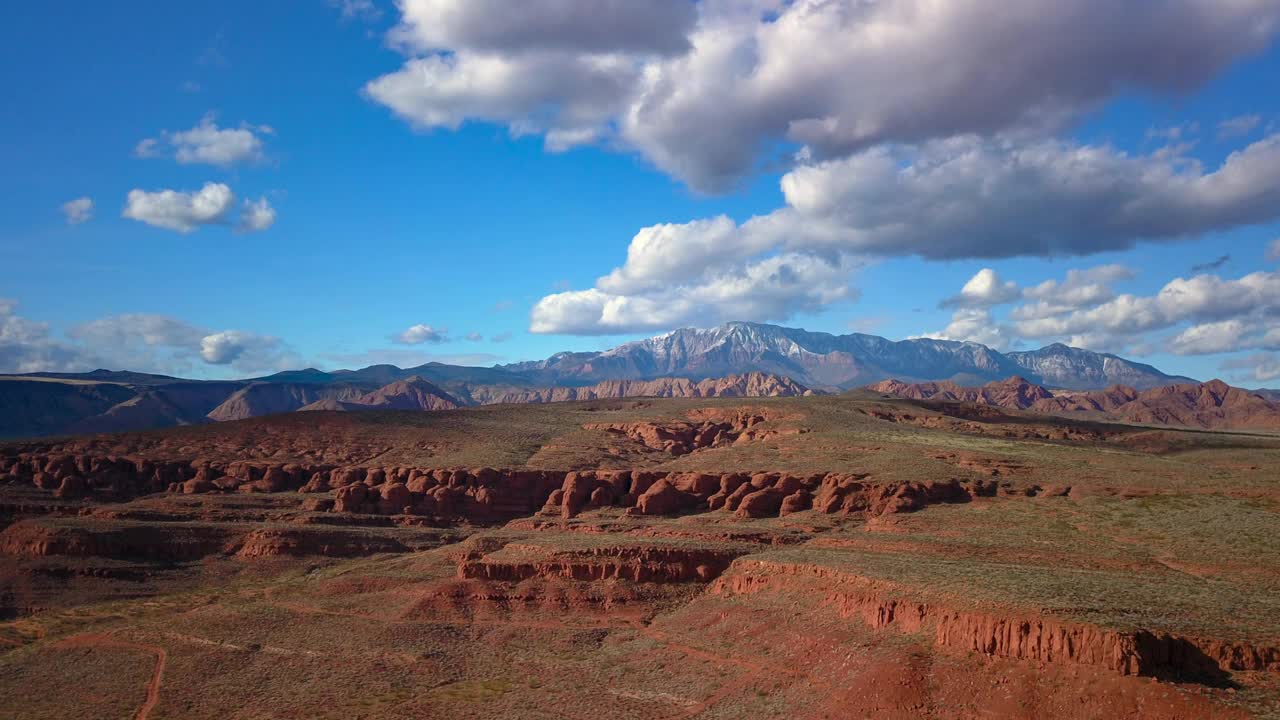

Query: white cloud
<box><xmin>1218</xmin><ymin>114</ymin><xmax>1262</xmax><ymax>141</ymax></box>
<box><xmin>916</xmin><ymin>309</ymin><xmax>1014</xmax><ymax>351</ymax></box>
<box><xmin>1014</xmin><ymin>271</ymin><xmax>1280</xmax><ymax>340</ymax></box>
<box><xmin>237</xmin><ymin>197</ymin><xmax>277</xmax><ymax>233</ymax></box>
<box><xmin>941</xmin><ymin>268</ymin><xmax>1021</xmax><ymax>308</ymax></box>
<box><xmin>123</xmin><ymin>182</ymin><xmax>235</xmax><ymax>233</ymax></box>
<box><xmin>365</xmin><ymin>51</ymin><xmax>637</xmax><ymax>151</ymax></box>
<box><xmin>1221</xmin><ymin>354</ymin><xmax>1280</xmax><ymax>384</ymax></box>
<box><xmin>61</xmin><ymin>197</ymin><xmax>94</xmax><ymax>225</ymax></box>
<box><xmin>133</xmin><ymin>138</ymin><xmax>162</xmax><ymax>159</ymax></box>
<box><xmin>1168</xmin><ymin>320</ymin><xmax>1252</xmax><ymax>356</ymax></box>
<box><xmin>596</xmin><ymin>216</ymin><xmax>765</xmax><ymax>295</ymax></box>
<box><xmin>0</xmin><ymin>299</ymin><xmax>85</xmax><ymax>373</ymax></box>
<box><xmin>917</xmin><ymin>264</ymin><xmax>1279</xmax><ymax>358</ymax></box>
<box><xmin>68</xmin><ymin>315</ymin><xmax>296</xmax><ymax>374</ymax></box>
<box><xmin>368</xmin><ymin>0</ymin><xmax>1280</xmax><ymax>191</ymax></box>
<box><xmin>0</xmin><ymin>305</ymin><xmax>299</xmax><ymax>376</ymax></box>
<box><xmin>393</xmin><ymin>324</ymin><xmax>449</xmax><ymax>344</ymax></box>
<box><xmin>1007</xmin><ymin>270</ymin><xmax>1280</xmax><ymax>358</ymax></box>
<box><xmin>198</xmin><ymin>330</ymin><xmax>291</xmax><ymax>369</ymax></box>
<box><xmin>1013</xmin><ymin>265</ymin><xmax>1135</xmax><ymax>321</ymax></box>
<box><xmin>530</xmin><ymin>251</ymin><xmax>859</xmax><ymax>335</ymax></box>
<box><xmin>529</xmin><ymin>132</ymin><xmax>1280</xmax><ymax>333</ymax></box>
<box><xmin>122</xmin><ymin>184</ymin><xmax>275</xmax><ymax>234</ymax></box>
<box><xmin>464</xmin><ymin>332</ymin><xmax>483</xmax><ymax>342</ymax></box>
<box><xmin>1268</xmin><ymin>238</ymin><xmax>1280</xmax><ymax>262</ymax></box>
<box><xmin>768</xmin><ymin>134</ymin><xmax>1280</xmax><ymax>259</ymax></box>
<box><xmin>136</xmin><ymin>115</ymin><xmax>270</xmax><ymax>167</ymax></box>
<box><xmin>70</xmin><ymin>314</ymin><xmax>206</xmax><ymax>352</ymax></box>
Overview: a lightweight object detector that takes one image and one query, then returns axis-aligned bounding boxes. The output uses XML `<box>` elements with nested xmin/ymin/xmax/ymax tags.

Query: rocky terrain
<box><xmin>502</xmin><ymin>322</ymin><xmax>1191</xmax><ymax>391</ymax></box>
<box><xmin>867</xmin><ymin>376</ymin><xmax>1280</xmax><ymax>431</ymax></box>
<box><xmin>0</xmin><ymin>393</ymin><xmax>1277</xmax><ymax>718</ymax></box>
<box><xmin>0</xmin><ymin>371</ymin><xmax>810</xmax><ymax>437</ymax></box>
<box><xmin>1</xmin><ymin>322</ymin><xmax>1197</xmax><ymax>439</ymax></box>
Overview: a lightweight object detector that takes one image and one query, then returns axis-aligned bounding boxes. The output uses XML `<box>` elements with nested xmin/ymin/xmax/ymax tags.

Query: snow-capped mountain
<box><xmin>499</xmin><ymin>322</ymin><xmax>1193</xmax><ymax>390</ymax></box>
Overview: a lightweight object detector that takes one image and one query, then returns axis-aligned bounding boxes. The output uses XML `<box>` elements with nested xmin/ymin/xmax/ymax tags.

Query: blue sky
<box><xmin>2</xmin><ymin>1</ymin><xmax>1279</xmax><ymax>385</ymax></box>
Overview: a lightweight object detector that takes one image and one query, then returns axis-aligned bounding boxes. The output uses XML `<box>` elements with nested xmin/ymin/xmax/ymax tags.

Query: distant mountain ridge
<box><xmin>867</xmin><ymin>377</ymin><xmax>1280</xmax><ymax>431</ymax></box>
<box><xmin>0</xmin><ymin>321</ymin><xmax>1201</xmax><ymax>438</ymax></box>
<box><xmin>299</xmin><ymin>372</ymin><xmax>814</xmax><ymax>414</ymax></box>
<box><xmin>499</xmin><ymin>322</ymin><xmax>1192</xmax><ymax>391</ymax></box>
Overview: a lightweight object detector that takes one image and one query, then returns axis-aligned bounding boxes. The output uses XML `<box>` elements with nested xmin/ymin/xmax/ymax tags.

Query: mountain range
<box><xmin>0</xmin><ymin>321</ymin><xmax>1244</xmax><ymax>439</ymax></box>
<box><xmin>867</xmin><ymin>377</ymin><xmax>1280</xmax><ymax>431</ymax></box>
<box><xmin>497</xmin><ymin>322</ymin><xmax>1194</xmax><ymax>390</ymax></box>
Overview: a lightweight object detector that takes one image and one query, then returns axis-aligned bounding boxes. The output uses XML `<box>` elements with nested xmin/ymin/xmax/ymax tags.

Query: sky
<box><xmin>2</xmin><ymin>0</ymin><xmax>1280</xmax><ymax>386</ymax></box>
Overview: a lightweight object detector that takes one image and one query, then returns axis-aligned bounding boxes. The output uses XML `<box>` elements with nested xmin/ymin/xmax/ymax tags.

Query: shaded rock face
<box><xmin>207</xmin><ymin>382</ymin><xmax>372</xmax><ymax>421</ymax></box>
<box><xmin>714</xmin><ymin>560</ymin><xmax>1280</xmax><ymax>677</ymax></box>
<box><xmin>584</xmin><ymin>410</ymin><xmax>792</xmax><ymax>456</ymax></box>
<box><xmin>0</xmin><ymin>450</ymin><xmax>992</xmax><ymax>524</ymax></box>
<box><xmin>464</xmin><ymin>372</ymin><xmax>812</xmax><ymax>405</ymax></box>
<box><xmin>297</xmin><ymin>376</ymin><xmax>463</xmax><ymax>413</ymax></box>
<box><xmin>867</xmin><ymin>377</ymin><xmax>1280</xmax><ymax>430</ymax></box>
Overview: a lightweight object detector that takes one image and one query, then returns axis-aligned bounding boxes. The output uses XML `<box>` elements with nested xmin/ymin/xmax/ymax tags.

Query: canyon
<box><xmin>1</xmin><ymin>392</ymin><xmax>1278</xmax><ymax>717</ymax></box>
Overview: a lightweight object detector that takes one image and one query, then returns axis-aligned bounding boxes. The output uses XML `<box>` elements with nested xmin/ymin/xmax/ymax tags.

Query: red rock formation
<box><xmin>297</xmin><ymin>376</ymin><xmax>463</xmax><ymax>413</ymax></box>
<box><xmin>868</xmin><ymin>377</ymin><xmax>1280</xmax><ymax>430</ymax></box>
<box><xmin>714</xmin><ymin>559</ymin><xmax>1280</xmax><ymax>676</ymax></box>
<box><xmin>463</xmin><ymin>372</ymin><xmax>812</xmax><ymax>405</ymax></box>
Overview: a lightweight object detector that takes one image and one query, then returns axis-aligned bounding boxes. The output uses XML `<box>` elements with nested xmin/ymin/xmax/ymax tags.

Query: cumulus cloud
<box><xmin>365</xmin><ymin>51</ymin><xmax>638</xmax><ymax>151</ymax></box>
<box><xmin>122</xmin><ymin>183</ymin><xmax>275</xmax><ymax>234</ymax></box>
<box><xmin>393</xmin><ymin>324</ymin><xmax>449</xmax><ymax>344</ymax></box>
<box><xmin>530</xmin><ymin>131</ymin><xmax>1280</xmax><ymax>332</ymax></box>
<box><xmin>916</xmin><ymin>309</ymin><xmax>1015</xmax><ymax>351</ymax></box>
<box><xmin>1014</xmin><ymin>271</ymin><xmax>1280</xmax><ymax>339</ymax></box>
<box><xmin>198</xmin><ymin>330</ymin><xmax>291</xmax><ymax>367</ymax></box>
<box><xmin>136</xmin><ymin>114</ymin><xmax>271</xmax><ymax>167</ymax></box>
<box><xmin>0</xmin><ymin>302</ymin><xmax>298</xmax><ymax>376</ymax></box>
<box><xmin>69</xmin><ymin>314</ymin><xmax>206</xmax><ymax>352</ymax></box>
<box><xmin>67</xmin><ymin>314</ymin><xmax>297</xmax><ymax>374</ymax></box>
<box><xmin>1013</xmin><ymin>265</ymin><xmax>1135</xmax><ymax>321</ymax></box>
<box><xmin>61</xmin><ymin>197</ymin><xmax>93</xmax><ymax>225</ymax></box>
<box><xmin>768</xmin><ymin>134</ymin><xmax>1280</xmax><ymax>259</ymax></box>
<box><xmin>1168</xmin><ymin>320</ymin><xmax>1252</xmax><ymax>356</ymax></box>
<box><xmin>1009</xmin><ymin>270</ymin><xmax>1280</xmax><ymax>357</ymax></box>
<box><xmin>941</xmin><ymin>269</ymin><xmax>1020</xmax><ymax>308</ymax></box>
<box><xmin>917</xmin><ymin>264</ymin><xmax>1280</xmax><ymax>358</ymax></box>
<box><xmin>530</xmin><ymin>251</ymin><xmax>859</xmax><ymax>335</ymax></box>
<box><xmin>0</xmin><ymin>299</ymin><xmax>85</xmax><ymax>373</ymax></box>
<box><xmin>123</xmin><ymin>182</ymin><xmax>235</xmax><ymax>233</ymax></box>
<box><xmin>368</xmin><ymin>0</ymin><xmax>1280</xmax><ymax>191</ymax></box>
<box><xmin>237</xmin><ymin>197</ymin><xmax>277</xmax><ymax>233</ymax></box>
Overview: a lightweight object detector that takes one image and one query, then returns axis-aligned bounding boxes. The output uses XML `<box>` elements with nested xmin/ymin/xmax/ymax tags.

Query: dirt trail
<box><xmin>54</xmin><ymin>633</ymin><xmax>167</xmax><ymax>720</ymax></box>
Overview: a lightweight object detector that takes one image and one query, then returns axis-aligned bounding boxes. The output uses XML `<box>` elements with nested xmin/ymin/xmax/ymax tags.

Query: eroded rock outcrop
<box><xmin>713</xmin><ymin>559</ymin><xmax>1280</xmax><ymax>677</ymax></box>
<box><xmin>0</xmin><ymin>449</ymin><xmax>1000</xmax><ymax>525</ymax></box>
